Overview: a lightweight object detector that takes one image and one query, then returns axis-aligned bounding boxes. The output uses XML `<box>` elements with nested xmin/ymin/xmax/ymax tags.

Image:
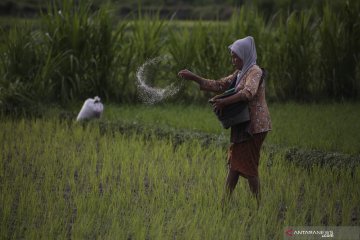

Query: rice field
<box><xmin>100</xmin><ymin>103</ymin><xmax>360</xmax><ymax>155</ymax></box>
<box><xmin>1</xmin><ymin>115</ymin><xmax>359</xmax><ymax>239</ymax></box>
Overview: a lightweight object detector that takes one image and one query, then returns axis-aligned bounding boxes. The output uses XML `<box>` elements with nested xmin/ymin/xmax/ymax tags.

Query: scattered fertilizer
<box><xmin>136</xmin><ymin>56</ymin><xmax>181</xmax><ymax>104</ymax></box>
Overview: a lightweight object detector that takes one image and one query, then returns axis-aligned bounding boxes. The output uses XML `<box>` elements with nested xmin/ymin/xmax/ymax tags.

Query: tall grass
<box><xmin>267</xmin><ymin>10</ymin><xmax>320</xmax><ymax>101</ymax></box>
<box><xmin>0</xmin><ymin>0</ymin><xmax>360</xmax><ymax>113</ymax></box>
<box><xmin>1</xmin><ymin>118</ymin><xmax>359</xmax><ymax>239</ymax></box>
<box><xmin>0</xmin><ymin>25</ymin><xmax>68</xmax><ymax>114</ymax></box>
<box><xmin>167</xmin><ymin>8</ymin><xmax>268</xmax><ymax>102</ymax></box>
<box><xmin>318</xmin><ymin>2</ymin><xmax>360</xmax><ymax>99</ymax></box>
<box><xmin>0</xmin><ymin>0</ymin><xmax>123</xmax><ymax>112</ymax></box>
<box><xmin>40</xmin><ymin>0</ymin><xmax>122</xmax><ymax>102</ymax></box>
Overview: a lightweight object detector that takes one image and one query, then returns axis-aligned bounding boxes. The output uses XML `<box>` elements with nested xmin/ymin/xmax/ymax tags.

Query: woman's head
<box><xmin>231</xmin><ymin>51</ymin><xmax>243</xmax><ymax>70</ymax></box>
<box><xmin>229</xmin><ymin>36</ymin><xmax>257</xmax><ymax>71</ymax></box>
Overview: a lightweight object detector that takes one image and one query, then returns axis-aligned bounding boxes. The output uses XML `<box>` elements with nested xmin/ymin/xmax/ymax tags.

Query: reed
<box><xmin>318</xmin><ymin>1</ymin><xmax>360</xmax><ymax>99</ymax></box>
<box><xmin>0</xmin><ymin>0</ymin><xmax>359</xmax><ymax>113</ymax></box>
<box><xmin>41</xmin><ymin>0</ymin><xmax>121</xmax><ymax>102</ymax></box>
<box><xmin>269</xmin><ymin>9</ymin><xmax>320</xmax><ymax>101</ymax></box>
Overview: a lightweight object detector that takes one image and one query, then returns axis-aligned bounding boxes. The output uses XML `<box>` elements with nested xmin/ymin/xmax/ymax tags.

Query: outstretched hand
<box><xmin>178</xmin><ymin>69</ymin><xmax>198</xmax><ymax>81</ymax></box>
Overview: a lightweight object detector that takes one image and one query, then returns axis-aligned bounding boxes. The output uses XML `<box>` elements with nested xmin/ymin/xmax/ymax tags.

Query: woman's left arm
<box><xmin>213</xmin><ymin>68</ymin><xmax>262</xmax><ymax>109</ymax></box>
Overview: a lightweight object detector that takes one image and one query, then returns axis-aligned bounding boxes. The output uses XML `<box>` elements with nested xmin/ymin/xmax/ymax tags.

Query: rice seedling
<box><xmin>94</xmin><ymin>103</ymin><xmax>360</xmax><ymax>155</ymax></box>
<box><xmin>0</xmin><ymin>118</ymin><xmax>359</xmax><ymax>239</ymax></box>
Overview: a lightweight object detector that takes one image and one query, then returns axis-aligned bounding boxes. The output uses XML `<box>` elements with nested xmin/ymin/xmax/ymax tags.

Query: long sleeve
<box><xmin>236</xmin><ymin>68</ymin><xmax>262</xmax><ymax>101</ymax></box>
<box><xmin>199</xmin><ymin>71</ymin><xmax>237</xmax><ymax>93</ymax></box>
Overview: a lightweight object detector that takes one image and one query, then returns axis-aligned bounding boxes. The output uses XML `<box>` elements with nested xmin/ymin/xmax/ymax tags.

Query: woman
<box><xmin>178</xmin><ymin>36</ymin><xmax>271</xmax><ymax>203</ymax></box>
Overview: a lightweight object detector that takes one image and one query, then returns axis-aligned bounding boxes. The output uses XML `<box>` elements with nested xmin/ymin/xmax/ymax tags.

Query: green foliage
<box><xmin>0</xmin><ymin>118</ymin><xmax>359</xmax><ymax>238</ymax></box>
<box><xmin>167</xmin><ymin>8</ymin><xmax>267</xmax><ymax>102</ymax></box>
<box><xmin>1</xmin><ymin>0</ymin><xmax>360</xmax><ymax>114</ymax></box>
<box><xmin>0</xmin><ymin>25</ymin><xmax>67</xmax><ymax>114</ymax></box>
<box><xmin>47</xmin><ymin>102</ymin><xmax>360</xmax><ymax>155</ymax></box>
<box><xmin>267</xmin><ymin>10</ymin><xmax>319</xmax><ymax>101</ymax></box>
<box><xmin>117</xmin><ymin>15</ymin><xmax>168</xmax><ymax>102</ymax></box>
<box><xmin>318</xmin><ymin>1</ymin><xmax>360</xmax><ymax>99</ymax></box>
<box><xmin>99</xmin><ymin>103</ymin><xmax>360</xmax><ymax>155</ymax></box>
<box><xmin>41</xmin><ymin>0</ymin><xmax>120</xmax><ymax>102</ymax></box>
<box><xmin>0</xmin><ymin>0</ymin><xmax>123</xmax><ymax>113</ymax></box>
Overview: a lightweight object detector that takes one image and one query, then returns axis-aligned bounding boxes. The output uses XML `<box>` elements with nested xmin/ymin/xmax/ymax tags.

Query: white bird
<box><xmin>76</xmin><ymin>96</ymin><xmax>104</xmax><ymax>121</ymax></box>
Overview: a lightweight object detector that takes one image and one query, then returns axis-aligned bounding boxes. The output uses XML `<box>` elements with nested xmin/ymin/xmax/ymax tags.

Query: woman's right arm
<box><xmin>177</xmin><ymin>69</ymin><xmax>205</xmax><ymax>85</ymax></box>
<box><xmin>178</xmin><ymin>69</ymin><xmax>235</xmax><ymax>93</ymax></box>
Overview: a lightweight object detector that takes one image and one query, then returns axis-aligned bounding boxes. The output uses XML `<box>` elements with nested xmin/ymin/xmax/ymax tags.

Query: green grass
<box><xmin>96</xmin><ymin>103</ymin><xmax>360</xmax><ymax>155</ymax></box>
<box><xmin>0</xmin><ymin>16</ymin><xmax>39</xmax><ymax>27</ymax></box>
<box><xmin>1</xmin><ymin>0</ymin><xmax>359</xmax><ymax>112</ymax></box>
<box><xmin>1</xmin><ymin>118</ymin><xmax>359</xmax><ymax>239</ymax></box>
<box><xmin>269</xmin><ymin>102</ymin><xmax>360</xmax><ymax>155</ymax></box>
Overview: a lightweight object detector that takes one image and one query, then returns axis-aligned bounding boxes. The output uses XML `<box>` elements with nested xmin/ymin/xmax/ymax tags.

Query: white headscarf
<box><xmin>228</xmin><ymin>36</ymin><xmax>257</xmax><ymax>86</ymax></box>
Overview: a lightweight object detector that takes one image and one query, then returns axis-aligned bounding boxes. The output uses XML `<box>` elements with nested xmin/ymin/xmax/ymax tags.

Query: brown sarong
<box><xmin>227</xmin><ymin>132</ymin><xmax>267</xmax><ymax>177</ymax></box>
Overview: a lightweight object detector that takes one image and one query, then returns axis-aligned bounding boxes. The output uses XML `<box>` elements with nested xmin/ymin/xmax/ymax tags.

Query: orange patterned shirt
<box><xmin>200</xmin><ymin>65</ymin><xmax>272</xmax><ymax>134</ymax></box>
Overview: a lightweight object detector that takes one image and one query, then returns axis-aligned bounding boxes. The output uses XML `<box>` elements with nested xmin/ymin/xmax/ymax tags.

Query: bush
<box><xmin>0</xmin><ymin>0</ymin><xmax>123</xmax><ymax>114</ymax></box>
<box><xmin>318</xmin><ymin>1</ymin><xmax>360</xmax><ymax>100</ymax></box>
<box><xmin>1</xmin><ymin>0</ymin><xmax>360</xmax><ymax>114</ymax></box>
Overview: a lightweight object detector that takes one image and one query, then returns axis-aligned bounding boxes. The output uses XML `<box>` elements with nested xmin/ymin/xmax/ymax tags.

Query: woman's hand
<box><xmin>178</xmin><ymin>69</ymin><xmax>199</xmax><ymax>82</ymax></box>
<box><xmin>212</xmin><ymin>98</ymin><xmax>228</xmax><ymax>115</ymax></box>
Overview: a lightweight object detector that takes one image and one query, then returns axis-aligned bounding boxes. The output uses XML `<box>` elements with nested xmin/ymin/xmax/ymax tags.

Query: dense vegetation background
<box><xmin>0</xmin><ymin>0</ymin><xmax>352</xmax><ymax>20</ymax></box>
<box><xmin>0</xmin><ymin>0</ymin><xmax>359</xmax><ymax>114</ymax></box>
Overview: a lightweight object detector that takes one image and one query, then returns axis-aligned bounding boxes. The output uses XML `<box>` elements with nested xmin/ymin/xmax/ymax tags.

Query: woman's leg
<box><xmin>247</xmin><ymin>175</ymin><xmax>261</xmax><ymax>205</ymax></box>
<box><xmin>222</xmin><ymin>169</ymin><xmax>240</xmax><ymax>206</ymax></box>
<box><xmin>225</xmin><ymin>169</ymin><xmax>240</xmax><ymax>197</ymax></box>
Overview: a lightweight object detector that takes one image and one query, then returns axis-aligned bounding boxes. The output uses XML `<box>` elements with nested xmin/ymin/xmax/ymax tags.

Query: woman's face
<box><xmin>231</xmin><ymin>51</ymin><xmax>243</xmax><ymax>70</ymax></box>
